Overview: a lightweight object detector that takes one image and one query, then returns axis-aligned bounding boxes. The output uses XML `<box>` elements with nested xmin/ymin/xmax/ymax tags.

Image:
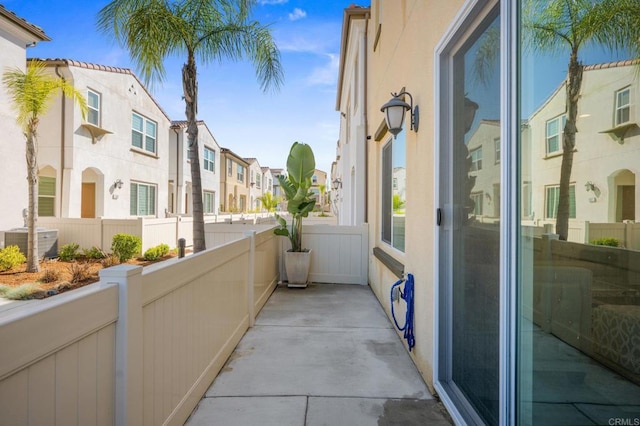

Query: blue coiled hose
<box><xmin>390</xmin><ymin>273</ymin><xmax>415</xmax><ymax>351</ymax></box>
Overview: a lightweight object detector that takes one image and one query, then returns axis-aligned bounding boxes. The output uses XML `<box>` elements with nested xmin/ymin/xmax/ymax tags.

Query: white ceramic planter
<box><xmin>284</xmin><ymin>249</ymin><xmax>312</xmax><ymax>287</ymax></box>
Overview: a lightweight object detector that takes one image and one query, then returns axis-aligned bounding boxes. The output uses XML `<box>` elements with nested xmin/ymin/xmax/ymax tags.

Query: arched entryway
<box><xmin>81</xmin><ymin>168</ymin><xmax>103</xmax><ymax>218</ymax></box>
<box><xmin>609</xmin><ymin>169</ymin><xmax>636</xmax><ymax>222</ymax></box>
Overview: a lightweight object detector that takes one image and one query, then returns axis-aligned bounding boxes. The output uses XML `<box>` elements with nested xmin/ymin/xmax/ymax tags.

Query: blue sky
<box><xmin>5</xmin><ymin>0</ymin><xmax>353</xmax><ymax>175</ymax></box>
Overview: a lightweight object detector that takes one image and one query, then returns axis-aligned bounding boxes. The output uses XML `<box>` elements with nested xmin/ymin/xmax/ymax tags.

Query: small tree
<box><xmin>257</xmin><ymin>191</ymin><xmax>280</xmax><ymax>212</ymax></box>
<box><xmin>3</xmin><ymin>61</ymin><xmax>86</xmax><ymax>272</ymax></box>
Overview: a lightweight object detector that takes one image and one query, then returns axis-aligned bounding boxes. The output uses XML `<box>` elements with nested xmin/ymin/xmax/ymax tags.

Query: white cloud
<box><xmin>257</xmin><ymin>0</ymin><xmax>288</xmax><ymax>5</ymax></box>
<box><xmin>305</xmin><ymin>53</ymin><xmax>339</xmax><ymax>86</ymax></box>
<box><xmin>288</xmin><ymin>8</ymin><xmax>307</xmax><ymax>21</ymax></box>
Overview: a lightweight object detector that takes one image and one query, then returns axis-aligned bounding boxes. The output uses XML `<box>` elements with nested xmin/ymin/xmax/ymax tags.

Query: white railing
<box><xmin>0</xmin><ymin>227</ymin><xmax>279</xmax><ymax>425</ymax></box>
<box><xmin>524</xmin><ymin>220</ymin><xmax>640</xmax><ymax>250</ymax></box>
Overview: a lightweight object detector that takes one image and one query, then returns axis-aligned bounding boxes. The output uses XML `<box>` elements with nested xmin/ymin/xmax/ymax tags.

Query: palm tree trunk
<box><xmin>26</xmin><ymin>122</ymin><xmax>40</xmax><ymax>272</ymax></box>
<box><xmin>556</xmin><ymin>51</ymin><xmax>583</xmax><ymax>241</ymax></box>
<box><xmin>183</xmin><ymin>54</ymin><xmax>206</xmax><ymax>253</ymax></box>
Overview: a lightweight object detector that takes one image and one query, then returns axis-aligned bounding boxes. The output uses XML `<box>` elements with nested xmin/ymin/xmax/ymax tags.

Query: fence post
<box><xmin>244</xmin><ymin>230</ymin><xmax>256</xmax><ymax>327</ymax></box>
<box><xmin>584</xmin><ymin>221</ymin><xmax>590</xmax><ymax>244</ymax></box>
<box><xmin>100</xmin><ymin>265</ymin><xmax>144</xmax><ymax>426</ymax></box>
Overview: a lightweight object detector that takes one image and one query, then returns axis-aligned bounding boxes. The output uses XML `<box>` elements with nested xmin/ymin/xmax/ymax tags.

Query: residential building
<box><xmin>334</xmin><ymin>4</ymin><xmax>368</xmax><ymax>226</ymax></box>
<box><xmin>335</xmin><ymin>1</ymin><xmax>640</xmax><ymax>424</ymax></box>
<box><xmin>260</xmin><ymin>166</ymin><xmax>274</xmax><ymax>210</ymax></box>
<box><xmin>244</xmin><ymin>158</ymin><xmax>263</xmax><ymax>211</ymax></box>
<box><xmin>220</xmin><ymin>148</ymin><xmax>249</xmax><ymax>212</ymax></box>
<box><xmin>0</xmin><ymin>6</ymin><xmax>49</xmax><ymax>234</ymax></box>
<box><xmin>170</xmin><ymin>120</ymin><xmax>220</xmax><ymax>216</ymax></box>
<box><xmin>36</xmin><ymin>59</ymin><xmax>171</xmax><ymax>219</ymax></box>
<box><xmin>270</xmin><ymin>168</ymin><xmax>285</xmax><ymax>211</ymax></box>
<box><xmin>310</xmin><ymin>168</ymin><xmax>328</xmax><ymax>210</ymax></box>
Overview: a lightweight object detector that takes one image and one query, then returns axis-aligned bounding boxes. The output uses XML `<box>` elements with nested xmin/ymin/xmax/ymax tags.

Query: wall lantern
<box><xmin>332</xmin><ymin>178</ymin><xmax>343</xmax><ymax>190</ymax></box>
<box><xmin>114</xmin><ymin>179</ymin><xmax>124</xmax><ymax>189</ymax></box>
<box><xmin>380</xmin><ymin>90</ymin><xmax>419</xmax><ymax>136</ymax></box>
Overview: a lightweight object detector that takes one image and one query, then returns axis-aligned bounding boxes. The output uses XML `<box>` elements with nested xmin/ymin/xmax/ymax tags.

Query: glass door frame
<box><xmin>434</xmin><ymin>0</ymin><xmax>517</xmax><ymax>424</ymax></box>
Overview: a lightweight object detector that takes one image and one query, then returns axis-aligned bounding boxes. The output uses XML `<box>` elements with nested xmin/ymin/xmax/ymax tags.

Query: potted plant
<box><xmin>274</xmin><ymin>142</ymin><xmax>316</xmax><ymax>287</ymax></box>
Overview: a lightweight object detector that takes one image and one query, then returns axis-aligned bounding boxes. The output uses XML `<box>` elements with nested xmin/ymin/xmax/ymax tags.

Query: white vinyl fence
<box><xmin>521</xmin><ymin>220</ymin><xmax>640</xmax><ymax>250</ymax></box>
<box><xmin>37</xmin><ymin>213</ymin><xmax>276</xmax><ymax>253</ymax></box>
<box><xmin>0</xmin><ymin>227</ymin><xmax>279</xmax><ymax>426</ymax></box>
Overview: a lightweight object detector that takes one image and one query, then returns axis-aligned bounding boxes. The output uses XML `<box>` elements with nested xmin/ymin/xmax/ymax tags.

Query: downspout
<box><xmin>55</xmin><ymin>65</ymin><xmax>66</xmax><ymax>217</ymax></box>
<box><xmin>364</xmin><ymin>12</ymin><xmax>369</xmax><ymax>224</ymax></box>
<box><xmin>172</xmin><ymin>127</ymin><xmax>180</xmax><ymax>214</ymax></box>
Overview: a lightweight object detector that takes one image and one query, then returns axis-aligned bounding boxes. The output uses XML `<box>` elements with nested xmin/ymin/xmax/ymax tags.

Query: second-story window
<box><xmin>256</xmin><ymin>174</ymin><xmax>261</xmax><ymax>189</ymax></box>
<box><xmin>87</xmin><ymin>89</ymin><xmax>101</xmax><ymax>126</ymax></box>
<box><xmin>227</xmin><ymin>159</ymin><xmax>233</xmax><ymax>177</ymax></box>
<box><xmin>545</xmin><ymin>114</ymin><xmax>565</xmax><ymax>155</ymax></box>
<box><xmin>132</xmin><ymin>112</ymin><xmax>157</xmax><ymax>154</ymax></box>
<box><xmin>470</xmin><ymin>146</ymin><xmax>483</xmax><ymax>171</ymax></box>
<box><xmin>204</xmin><ymin>147</ymin><xmax>215</xmax><ymax>172</ymax></box>
<box><xmin>615</xmin><ymin>87</ymin><xmax>630</xmax><ymax>126</ymax></box>
<box><xmin>237</xmin><ymin>164</ymin><xmax>245</xmax><ymax>183</ymax></box>
<box><xmin>312</xmin><ymin>174</ymin><xmax>318</xmax><ymax>184</ymax></box>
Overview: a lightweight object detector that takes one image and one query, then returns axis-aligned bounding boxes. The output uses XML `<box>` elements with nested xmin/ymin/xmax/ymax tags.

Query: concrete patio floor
<box><xmin>185</xmin><ymin>283</ymin><xmax>453</xmax><ymax>425</ymax></box>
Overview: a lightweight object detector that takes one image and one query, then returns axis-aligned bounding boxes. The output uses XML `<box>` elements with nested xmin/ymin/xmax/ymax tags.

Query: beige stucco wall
<box><xmin>366</xmin><ymin>0</ymin><xmax>465</xmax><ymax>393</ymax></box>
<box><xmin>0</xmin><ymin>24</ymin><xmax>31</xmax><ymax>233</ymax></box>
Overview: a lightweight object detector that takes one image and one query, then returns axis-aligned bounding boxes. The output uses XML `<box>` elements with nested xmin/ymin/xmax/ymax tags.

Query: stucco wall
<box><xmin>366</xmin><ymin>0</ymin><xmax>465</xmax><ymax>392</ymax></box>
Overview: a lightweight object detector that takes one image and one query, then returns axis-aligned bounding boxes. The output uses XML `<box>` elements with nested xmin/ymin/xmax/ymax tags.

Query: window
<box><xmin>470</xmin><ymin>146</ymin><xmax>483</xmax><ymax>171</ymax></box>
<box><xmin>615</xmin><ymin>87</ymin><xmax>630</xmax><ymax>126</ymax></box>
<box><xmin>203</xmin><ymin>191</ymin><xmax>215</xmax><ymax>213</ymax></box>
<box><xmin>38</xmin><ymin>176</ymin><xmax>55</xmax><ymax>217</ymax></box>
<box><xmin>471</xmin><ymin>192</ymin><xmax>483</xmax><ymax>215</ymax></box>
<box><xmin>227</xmin><ymin>159</ymin><xmax>233</xmax><ymax>177</ymax></box>
<box><xmin>545</xmin><ymin>184</ymin><xmax>575</xmax><ymax>219</ymax></box>
<box><xmin>545</xmin><ymin>114</ymin><xmax>565</xmax><ymax>155</ymax></box>
<box><xmin>237</xmin><ymin>164</ymin><xmax>244</xmax><ymax>183</ymax></box>
<box><xmin>130</xmin><ymin>182</ymin><xmax>156</xmax><ymax>216</ymax></box>
<box><xmin>381</xmin><ymin>132</ymin><xmax>406</xmax><ymax>252</ymax></box>
<box><xmin>256</xmin><ymin>174</ymin><xmax>261</xmax><ymax>189</ymax></box>
<box><xmin>204</xmin><ymin>147</ymin><xmax>215</xmax><ymax>172</ymax></box>
<box><xmin>312</xmin><ymin>174</ymin><xmax>318</xmax><ymax>184</ymax></box>
<box><xmin>132</xmin><ymin>112</ymin><xmax>157</xmax><ymax>154</ymax></box>
<box><xmin>87</xmin><ymin>90</ymin><xmax>100</xmax><ymax>126</ymax></box>
<box><xmin>494</xmin><ymin>137</ymin><xmax>500</xmax><ymax>164</ymax></box>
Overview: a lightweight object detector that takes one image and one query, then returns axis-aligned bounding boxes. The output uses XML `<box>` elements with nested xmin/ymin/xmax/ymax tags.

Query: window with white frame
<box><xmin>130</xmin><ymin>182</ymin><xmax>156</xmax><ymax>216</ymax></box>
<box><xmin>494</xmin><ymin>137</ymin><xmax>500</xmax><ymax>164</ymax></box>
<box><xmin>204</xmin><ymin>147</ymin><xmax>215</xmax><ymax>172</ymax></box>
<box><xmin>87</xmin><ymin>89</ymin><xmax>101</xmax><ymax>126</ymax></box>
<box><xmin>250</xmin><ymin>170</ymin><xmax>254</xmax><ymax>185</ymax></box>
<box><xmin>545</xmin><ymin>184</ymin><xmax>575</xmax><ymax>219</ymax></box>
<box><xmin>545</xmin><ymin>114</ymin><xmax>565</xmax><ymax>155</ymax></box>
<box><xmin>203</xmin><ymin>191</ymin><xmax>215</xmax><ymax>213</ymax></box>
<box><xmin>227</xmin><ymin>159</ymin><xmax>233</xmax><ymax>176</ymax></box>
<box><xmin>38</xmin><ymin>176</ymin><xmax>56</xmax><ymax>217</ymax></box>
<box><xmin>312</xmin><ymin>174</ymin><xmax>318</xmax><ymax>184</ymax></box>
<box><xmin>381</xmin><ymin>131</ymin><xmax>406</xmax><ymax>252</ymax></box>
<box><xmin>256</xmin><ymin>174</ymin><xmax>261</xmax><ymax>189</ymax></box>
<box><xmin>132</xmin><ymin>112</ymin><xmax>157</xmax><ymax>154</ymax></box>
<box><xmin>237</xmin><ymin>164</ymin><xmax>244</xmax><ymax>183</ymax></box>
<box><xmin>615</xmin><ymin>87</ymin><xmax>630</xmax><ymax>126</ymax></box>
<box><xmin>470</xmin><ymin>146</ymin><xmax>483</xmax><ymax>171</ymax></box>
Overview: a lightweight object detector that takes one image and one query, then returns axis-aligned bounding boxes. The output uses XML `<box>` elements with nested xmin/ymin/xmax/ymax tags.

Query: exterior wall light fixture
<box><xmin>332</xmin><ymin>178</ymin><xmax>342</xmax><ymax>190</ymax></box>
<box><xmin>380</xmin><ymin>90</ymin><xmax>419</xmax><ymax>136</ymax></box>
<box><xmin>114</xmin><ymin>179</ymin><xmax>124</xmax><ymax>189</ymax></box>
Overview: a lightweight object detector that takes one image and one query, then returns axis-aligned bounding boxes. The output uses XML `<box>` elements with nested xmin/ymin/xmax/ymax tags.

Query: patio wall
<box><xmin>0</xmin><ymin>227</ymin><xmax>279</xmax><ymax>425</ymax></box>
<box><xmin>522</xmin><ymin>220</ymin><xmax>640</xmax><ymax>250</ymax></box>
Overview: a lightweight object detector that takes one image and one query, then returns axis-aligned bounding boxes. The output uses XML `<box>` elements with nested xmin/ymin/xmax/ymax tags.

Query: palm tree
<box><xmin>98</xmin><ymin>0</ymin><xmax>283</xmax><ymax>252</ymax></box>
<box><xmin>3</xmin><ymin>61</ymin><xmax>87</xmax><ymax>272</ymax></box>
<box><xmin>525</xmin><ymin>0</ymin><xmax>640</xmax><ymax>240</ymax></box>
<box><xmin>257</xmin><ymin>191</ymin><xmax>279</xmax><ymax>212</ymax></box>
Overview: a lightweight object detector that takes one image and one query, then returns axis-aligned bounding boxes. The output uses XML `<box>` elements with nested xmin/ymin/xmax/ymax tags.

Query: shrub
<box><xmin>591</xmin><ymin>237</ymin><xmax>619</xmax><ymax>247</ymax></box>
<box><xmin>67</xmin><ymin>262</ymin><xmax>92</xmax><ymax>283</ymax></box>
<box><xmin>83</xmin><ymin>246</ymin><xmax>105</xmax><ymax>259</ymax></box>
<box><xmin>0</xmin><ymin>284</ymin><xmax>10</xmax><ymax>297</ymax></box>
<box><xmin>39</xmin><ymin>268</ymin><xmax>60</xmax><ymax>283</ymax></box>
<box><xmin>101</xmin><ymin>254</ymin><xmax>119</xmax><ymax>268</ymax></box>
<box><xmin>59</xmin><ymin>243</ymin><xmax>80</xmax><ymax>261</ymax></box>
<box><xmin>0</xmin><ymin>245</ymin><xmax>26</xmax><ymax>272</ymax></box>
<box><xmin>2</xmin><ymin>283</ymin><xmax>43</xmax><ymax>300</ymax></box>
<box><xmin>143</xmin><ymin>243</ymin><xmax>171</xmax><ymax>261</ymax></box>
<box><xmin>111</xmin><ymin>233</ymin><xmax>141</xmax><ymax>262</ymax></box>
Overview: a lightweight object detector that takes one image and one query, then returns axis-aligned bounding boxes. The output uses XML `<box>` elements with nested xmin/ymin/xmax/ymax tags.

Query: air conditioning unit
<box><xmin>4</xmin><ymin>228</ymin><xmax>58</xmax><ymax>259</ymax></box>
